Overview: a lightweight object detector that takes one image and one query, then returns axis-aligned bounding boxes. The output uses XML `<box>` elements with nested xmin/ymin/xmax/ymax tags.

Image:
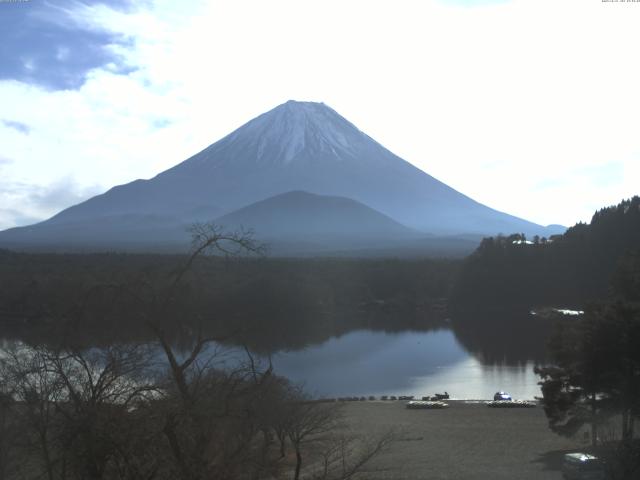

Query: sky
<box><xmin>0</xmin><ymin>0</ymin><xmax>639</xmax><ymax>230</ymax></box>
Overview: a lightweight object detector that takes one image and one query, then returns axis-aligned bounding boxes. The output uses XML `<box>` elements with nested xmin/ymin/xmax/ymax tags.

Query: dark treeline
<box><xmin>442</xmin><ymin>197</ymin><xmax>640</xmax><ymax>369</ymax></box>
<box><xmin>445</xmin><ymin>197</ymin><xmax>640</xmax><ymax>476</ymax></box>
<box><xmin>0</xmin><ymin>249</ymin><xmax>458</xmax><ymax>353</ymax></box>
<box><xmin>495</xmin><ymin>200</ymin><xmax>640</xmax><ymax>478</ymax></box>
<box><xmin>534</xmin><ymin>266</ymin><xmax>640</xmax><ymax>478</ymax></box>
<box><xmin>3</xmin><ymin>197</ymin><xmax>640</xmax><ymax>363</ymax></box>
<box><xmin>451</xmin><ymin>196</ymin><xmax>640</xmax><ymax>316</ymax></box>
<box><xmin>535</xmin><ymin>301</ymin><xmax>640</xmax><ymax>479</ymax></box>
<box><xmin>0</xmin><ymin>227</ymin><xmax>395</xmax><ymax>480</ymax></box>
<box><xmin>2</xmin><ymin>199</ymin><xmax>640</xmax><ymax>479</ymax></box>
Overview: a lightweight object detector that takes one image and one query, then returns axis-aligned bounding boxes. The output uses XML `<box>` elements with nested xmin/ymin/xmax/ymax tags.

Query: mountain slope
<box><xmin>212</xmin><ymin>190</ymin><xmax>435</xmax><ymax>255</ymax></box>
<box><xmin>0</xmin><ymin>213</ymin><xmax>189</xmax><ymax>250</ymax></box>
<box><xmin>0</xmin><ymin>100</ymin><xmax>563</xmax><ymax>252</ymax></box>
<box><xmin>39</xmin><ymin>101</ymin><xmax>556</xmax><ymax>235</ymax></box>
<box><xmin>215</xmin><ymin>191</ymin><xmax>419</xmax><ymax>239</ymax></box>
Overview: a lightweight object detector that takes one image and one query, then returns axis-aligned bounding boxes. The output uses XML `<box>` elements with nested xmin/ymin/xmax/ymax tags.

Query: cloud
<box><xmin>579</xmin><ymin>163</ymin><xmax>625</xmax><ymax>188</ymax></box>
<box><xmin>28</xmin><ymin>177</ymin><xmax>103</xmax><ymax>211</ymax></box>
<box><xmin>0</xmin><ymin>0</ymin><xmax>138</xmax><ymax>90</ymax></box>
<box><xmin>1</xmin><ymin>119</ymin><xmax>30</xmax><ymax>134</ymax></box>
<box><xmin>0</xmin><ymin>0</ymin><xmax>638</xmax><ymax>231</ymax></box>
<box><xmin>534</xmin><ymin>163</ymin><xmax>625</xmax><ymax>192</ymax></box>
<box><xmin>0</xmin><ymin>176</ymin><xmax>103</xmax><ymax>230</ymax></box>
<box><xmin>0</xmin><ymin>209</ymin><xmax>42</xmax><ymax>230</ymax></box>
<box><xmin>151</xmin><ymin>118</ymin><xmax>173</xmax><ymax>129</ymax></box>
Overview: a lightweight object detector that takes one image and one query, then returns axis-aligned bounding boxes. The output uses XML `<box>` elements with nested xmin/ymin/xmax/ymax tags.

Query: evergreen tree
<box><xmin>536</xmin><ymin>302</ymin><xmax>640</xmax><ymax>446</ymax></box>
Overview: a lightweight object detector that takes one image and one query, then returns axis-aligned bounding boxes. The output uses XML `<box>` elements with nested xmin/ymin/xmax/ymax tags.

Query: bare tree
<box><xmin>310</xmin><ymin>430</ymin><xmax>396</xmax><ymax>480</ymax></box>
<box><xmin>0</xmin><ymin>343</ymin><xmax>160</xmax><ymax>480</ymax></box>
<box><xmin>0</xmin><ymin>224</ymin><xmax>395</xmax><ymax>480</ymax></box>
<box><xmin>48</xmin><ymin>344</ymin><xmax>159</xmax><ymax>480</ymax></box>
<box><xmin>284</xmin><ymin>392</ymin><xmax>343</xmax><ymax>480</ymax></box>
<box><xmin>147</xmin><ymin>224</ymin><xmax>396</xmax><ymax>480</ymax></box>
<box><xmin>144</xmin><ymin>224</ymin><xmax>274</xmax><ymax>480</ymax></box>
<box><xmin>0</xmin><ymin>344</ymin><xmax>64</xmax><ymax>480</ymax></box>
<box><xmin>0</xmin><ymin>366</ymin><xmax>18</xmax><ymax>480</ymax></box>
<box><xmin>281</xmin><ymin>390</ymin><xmax>396</xmax><ymax>480</ymax></box>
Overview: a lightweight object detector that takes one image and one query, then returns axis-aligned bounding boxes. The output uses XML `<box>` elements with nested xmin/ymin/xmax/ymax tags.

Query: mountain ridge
<box><xmin>215</xmin><ymin>190</ymin><xmax>420</xmax><ymax>239</ymax></box>
<box><xmin>0</xmin><ymin>100</ymin><xmax>564</xmax><ymax>253</ymax></box>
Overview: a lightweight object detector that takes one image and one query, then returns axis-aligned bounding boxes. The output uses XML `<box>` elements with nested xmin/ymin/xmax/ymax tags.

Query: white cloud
<box><xmin>0</xmin><ymin>0</ymin><xmax>639</xmax><ymax>229</ymax></box>
<box><xmin>0</xmin><ymin>171</ymin><xmax>103</xmax><ymax>230</ymax></box>
<box><xmin>0</xmin><ymin>120</ymin><xmax>30</xmax><ymax>134</ymax></box>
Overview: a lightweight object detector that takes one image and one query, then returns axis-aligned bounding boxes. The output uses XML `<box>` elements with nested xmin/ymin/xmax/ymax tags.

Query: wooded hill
<box><xmin>451</xmin><ymin>196</ymin><xmax>640</xmax><ymax>315</ymax></box>
<box><xmin>0</xmin><ymin>251</ymin><xmax>457</xmax><ymax>351</ymax></box>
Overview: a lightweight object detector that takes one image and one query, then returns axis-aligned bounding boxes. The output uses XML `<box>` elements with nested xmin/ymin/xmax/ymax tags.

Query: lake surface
<box><xmin>0</xmin><ymin>317</ymin><xmax>548</xmax><ymax>401</ymax></box>
<box><xmin>269</xmin><ymin>329</ymin><xmax>541</xmax><ymax>400</ymax></box>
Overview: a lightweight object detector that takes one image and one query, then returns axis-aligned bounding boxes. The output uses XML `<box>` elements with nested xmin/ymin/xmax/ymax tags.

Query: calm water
<box><xmin>0</xmin><ymin>325</ymin><xmax>545</xmax><ymax>401</ymax></box>
<box><xmin>270</xmin><ymin>329</ymin><xmax>541</xmax><ymax>400</ymax></box>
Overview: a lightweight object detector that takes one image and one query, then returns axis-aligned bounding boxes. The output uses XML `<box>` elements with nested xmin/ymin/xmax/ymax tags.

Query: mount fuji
<box><xmin>0</xmin><ymin>100</ymin><xmax>563</xmax><ymax>255</ymax></box>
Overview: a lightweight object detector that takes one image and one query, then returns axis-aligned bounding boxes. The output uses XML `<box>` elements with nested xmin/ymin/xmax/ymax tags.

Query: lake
<box><xmin>268</xmin><ymin>328</ymin><xmax>542</xmax><ymax>400</ymax></box>
<box><xmin>0</xmin><ymin>311</ymin><xmax>550</xmax><ymax>401</ymax></box>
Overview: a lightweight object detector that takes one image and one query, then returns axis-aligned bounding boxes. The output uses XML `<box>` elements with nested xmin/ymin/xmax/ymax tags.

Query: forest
<box><xmin>1</xmin><ymin>198</ymin><xmax>640</xmax><ymax>479</ymax></box>
<box><xmin>451</xmin><ymin>196</ymin><xmax>640</xmax><ymax>316</ymax></box>
<box><xmin>0</xmin><ymin>247</ymin><xmax>457</xmax><ymax>352</ymax></box>
<box><xmin>0</xmin><ymin>226</ymin><xmax>400</xmax><ymax>480</ymax></box>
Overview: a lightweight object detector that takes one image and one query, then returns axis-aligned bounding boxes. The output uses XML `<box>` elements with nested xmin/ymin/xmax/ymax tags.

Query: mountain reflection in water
<box><xmin>270</xmin><ymin>329</ymin><xmax>542</xmax><ymax>400</ymax></box>
<box><xmin>0</xmin><ymin>305</ymin><xmax>551</xmax><ymax>400</ymax></box>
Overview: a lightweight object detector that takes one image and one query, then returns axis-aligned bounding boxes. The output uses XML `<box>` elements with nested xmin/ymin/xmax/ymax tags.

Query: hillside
<box><xmin>451</xmin><ymin>196</ymin><xmax>640</xmax><ymax>314</ymax></box>
<box><xmin>0</xmin><ymin>101</ymin><xmax>562</xmax><ymax>253</ymax></box>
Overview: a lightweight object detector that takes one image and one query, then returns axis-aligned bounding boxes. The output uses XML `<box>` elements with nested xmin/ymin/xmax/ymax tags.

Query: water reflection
<box><xmin>420</xmin><ymin>359</ymin><xmax>540</xmax><ymax>400</ymax></box>
<box><xmin>270</xmin><ymin>329</ymin><xmax>542</xmax><ymax>399</ymax></box>
<box><xmin>0</xmin><ymin>307</ymin><xmax>551</xmax><ymax>400</ymax></box>
<box><xmin>451</xmin><ymin>310</ymin><xmax>551</xmax><ymax>364</ymax></box>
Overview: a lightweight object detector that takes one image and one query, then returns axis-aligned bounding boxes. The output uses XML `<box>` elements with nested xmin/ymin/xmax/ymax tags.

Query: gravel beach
<box><xmin>340</xmin><ymin>400</ymin><xmax>585</xmax><ymax>480</ymax></box>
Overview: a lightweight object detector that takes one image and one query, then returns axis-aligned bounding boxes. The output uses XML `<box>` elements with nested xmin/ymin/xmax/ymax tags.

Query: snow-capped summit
<box><xmin>183</xmin><ymin>100</ymin><xmax>377</xmax><ymax>168</ymax></box>
<box><xmin>0</xmin><ymin>100</ymin><xmax>564</xmax><ymax>252</ymax></box>
<box><xmin>243</xmin><ymin>100</ymin><xmax>361</xmax><ymax>164</ymax></box>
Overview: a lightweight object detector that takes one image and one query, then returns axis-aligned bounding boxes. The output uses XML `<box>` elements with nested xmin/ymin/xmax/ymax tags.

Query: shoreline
<box><xmin>339</xmin><ymin>400</ymin><xmax>584</xmax><ymax>479</ymax></box>
<box><xmin>313</xmin><ymin>397</ymin><xmax>541</xmax><ymax>403</ymax></box>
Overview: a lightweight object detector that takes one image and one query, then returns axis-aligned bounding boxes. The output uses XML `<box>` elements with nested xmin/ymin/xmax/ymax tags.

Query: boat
<box><xmin>406</xmin><ymin>400</ymin><xmax>449</xmax><ymax>409</ymax></box>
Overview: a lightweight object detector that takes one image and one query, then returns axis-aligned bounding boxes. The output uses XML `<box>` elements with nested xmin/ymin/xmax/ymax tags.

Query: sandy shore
<box><xmin>340</xmin><ymin>400</ymin><xmax>587</xmax><ymax>480</ymax></box>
